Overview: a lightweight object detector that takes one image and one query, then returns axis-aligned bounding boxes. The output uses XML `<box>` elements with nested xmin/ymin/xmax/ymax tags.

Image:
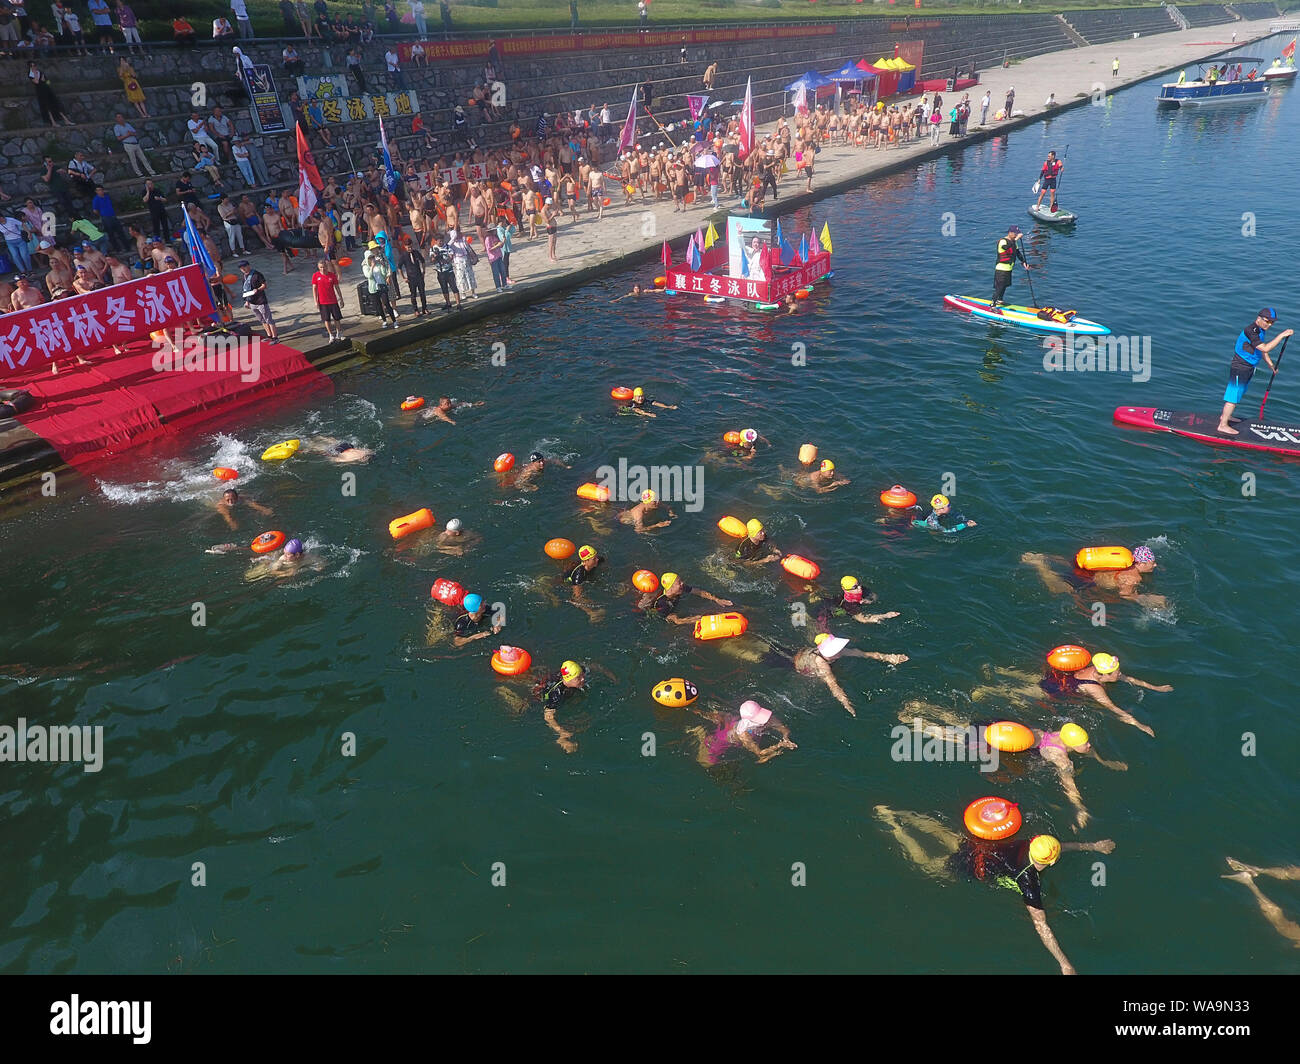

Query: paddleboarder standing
<box><xmin>991</xmin><ymin>224</ymin><xmax>1026</xmax><ymax>308</ymax></box>
<box><xmin>1218</xmin><ymin>308</ymin><xmax>1292</xmax><ymax>435</ymax></box>
<box><xmin>1034</xmin><ymin>151</ymin><xmax>1064</xmax><ymax>212</ymax></box>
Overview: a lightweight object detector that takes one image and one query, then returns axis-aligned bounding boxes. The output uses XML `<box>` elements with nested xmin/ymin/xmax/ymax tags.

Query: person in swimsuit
<box><xmin>874</xmin><ymin>805</ymin><xmax>1115</xmax><ymax>975</ymax></box>
<box><xmin>1021</xmin><ymin>545</ymin><xmax>1166</xmax><ymax>609</ymax></box>
<box><xmin>421</xmin><ymin>395</ymin><xmax>483</xmax><ymax>425</ymax></box>
<box><xmin>564</xmin><ymin>544</ymin><xmax>606</xmax><ymax>622</ymax></box>
<box><xmin>1217</xmin><ymin>308</ymin><xmax>1292</xmax><ymax>435</ymax></box>
<box><xmin>452</xmin><ymin>593</ymin><xmax>501</xmax><ymax>647</ymax></box>
<box><xmin>816</xmin><ymin>575</ymin><xmax>899</xmax><ymax>627</ymax></box>
<box><xmin>733</xmin><ymin>519</ymin><xmax>781</xmax><ymax>566</ymax></box>
<box><xmin>686</xmin><ymin>700</ymin><xmax>797</xmax><ymax>766</ymax></box>
<box><xmin>712</xmin><ymin>427</ymin><xmax>767</xmax><ymax>464</ymax></box>
<box><xmin>637</xmin><ymin>571</ymin><xmax>732</xmax><ymax>624</ymax></box>
<box><xmin>436</xmin><ymin>518</ymin><xmax>482</xmax><ymax>556</ymax></box>
<box><xmin>216</xmin><ymin>487</ymin><xmax>272</xmax><ymax>530</ymax></box>
<box><xmin>733</xmin><ymin>633</ymin><xmax>905</xmax><ymax>717</ymax></box>
<box><xmin>912</xmin><ymin>494</ymin><xmax>976</xmax><ymax>533</ymax></box>
<box><xmin>618</xmin><ymin>386</ymin><xmax>677</xmax><ymax>416</ymax></box>
<box><xmin>302</xmin><ymin>437</ymin><xmax>373</xmax><ymax>463</ymax></box>
<box><xmin>793</xmin><ymin>458</ymin><xmax>850</xmax><ymax>493</ymax></box>
<box><xmin>530</xmin><ymin>659</ymin><xmax>587</xmax><ymax>752</ymax></box>
<box><xmin>618</xmin><ymin>489</ymin><xmax>676</xmax><ymax>531</ymax></box>
<box><xmin>1222</xmin><ymin>856</ymin><xmax>1300</xmax><ymax>948</ymax></box>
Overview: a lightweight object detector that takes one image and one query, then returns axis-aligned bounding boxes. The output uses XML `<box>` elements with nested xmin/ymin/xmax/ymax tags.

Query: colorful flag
<box><xmin>618</xmin><ymin>85</ymin><xmax>638</xmax><ymax>155</ymax></box>
<box><xmin>1284</xmin><ymin>37</ymin><xmax>1296</xmax><ymax>59</ymax></box>
<box><xmin>775</xmin><ymin>219</ymin><xmax>793</xmax><ymax>264</ymax></box>
<box><xmin>798</xmin><ymin>233</ymin><xmax>809</xmax><ymax>264</ymax></box>
<box><xmin>686</xmin><ymin>94</ymin><xmax>709</xmax><ymax>121</ymax></box>
<box><xmin>688</xmin><ymin>238</ymin><xmax>702</xmax><ymax>272</ymax></box>
<box><xmin>295</xmin><ymin>123</ymin><xmax>320</xmax><ymax>225</ymax></box>
<box><xmin>704</xmin><ymin>222</ymin><xmax>719</xmax><ymax>249</ymax></box>
<box><xmin>739</xmin><ymin>247</ymin><xmax>749</xmax><ymax>278</ymax></box>
<box><xmin>661</xmin><ymin>240</ymin><xmax>672</xmax><ymax>271</ymax></box>
<box><xmin>737</xmin><ymin>76</ymin><xmax>754</xmax><ymax>160</ymax></box>
<box><xmin>819</xmin><ymin>223</ymin><xmax>833</xmax><ymax>254</ymax></box>
<box><xmin>296</xmin><ymin>122</ymin><xmax>322</xmax><ymax>191</ymax></box>
<box><xmin>183</xmin><ymin>205</ymin><xmax>215</xmax><ymax>277</ymax></box>
<box><xmin>379</xmin><ymin>116</ymin><xmax>398</xmax><ymax>194</ymax></box>
<box><xmin>792</xmin><ymin>82</ymin><xmax>808</xmax><ymax>116</ymax></box>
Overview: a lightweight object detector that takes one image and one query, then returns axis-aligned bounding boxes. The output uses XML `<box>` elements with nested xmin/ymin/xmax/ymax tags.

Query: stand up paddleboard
<box><xmin>1027</xmin><ymin>203</ymin><xmax>1078</xmax><ymax>225</ymax></box>
<box><xmin>1114</xmin><ymin>406</ymin><xmax>1300</xmax><ymax>458</ymax></box>
<box><xmin>943</xmin><ymin>295</ymin><xmax>1111</xmax><ymax>336</ymax></box>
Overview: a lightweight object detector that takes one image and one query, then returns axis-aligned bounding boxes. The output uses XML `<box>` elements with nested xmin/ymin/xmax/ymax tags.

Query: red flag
<box><xmin>296</xmin><ymin>122</ymin><xmax>322</xmax><ymax>191</ymax></box>
<box><xmin>737</xmin><ymin>76</ymin><xmax>754</xmax><ymax>161</ymax></box>
<box><xmin>661</xmin><ymin>241</ymin><xmax>672</xmax><ymax>270</ymax></box>
<box><xmin>1284</xmin><ymin>38</ymin><xmax>1296</xmax><ymax>59</ymax></box>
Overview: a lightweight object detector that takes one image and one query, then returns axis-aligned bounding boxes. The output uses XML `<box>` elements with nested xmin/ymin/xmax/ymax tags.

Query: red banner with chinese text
<box><xmin>666</xmin><ymin>251</ymin><xmax>829</xmax><ymax>304</ymax></box>
<box><xmin>1</xmin><ymin>265</ymin><xmax>214</xmax><ymax>381</ymax></box>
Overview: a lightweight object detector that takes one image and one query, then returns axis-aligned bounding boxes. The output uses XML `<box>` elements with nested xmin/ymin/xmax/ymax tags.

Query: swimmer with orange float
<box><xmin>638</xmin><ymin>571</ymin><xmax>733</xmax><ymax>624</ymax></box>
<box><xmin>712</xmin><ymin>427</ymin><xmax>768</xmax><ymax>464</ymax></box>
<box><xmin>565</xmin><ymin>543</ymin><xmax>607</xmax><ymax>622</ymax></box>
<box><xmin>246</xmin><ymin>537</ymin><xmax>325</xmax><ymax>580</ymax></box>
<box><xmin>733</xmin><ymin>518</ymin><xmax>782</xmax><ymax>566</ymax></box>
<box><xmin>217</xmin><ymin>487</ymin><xmax>272</xmax><ymax>530</ymax></box>
<box><xmin>1222</xmin><ymin>857</ymin><xmax>1300</xmax><ymax>947</ymax></box>
<box><xmin>618</xmin><ymin>489</ymin><xmax>676</xmax><ymax>531</ymax></box>
<box><xmin>1021</xmin><ymin>545</ymin><xmax>1167</xmax><ymax>610</ymax></box>
<box><xmin>793</xmin><ymin>458</ymin><xmax>850</xmax><ymax>494</ymax></box>
<box><xmin>817</xmin><ymin>575</ymin><xmax>900</xmax><ymax>626</ymax></box>
<box><xmin>912</xmin><ymin>493</ymin><xmax>976</xmax><ymax>533</ymax></box>
<box><xmin>452</xmin><ymin>593</ymin><xmax>502</xmax><ymax>647</ymax></box>
<box><xmin>435</xmin><ymin>518</ymin><xmax>482</xmax><ymax>556</ymax></box>
<box><xmin>873</xmin><ymin>802</ymin><xmax>1115</xmax><ymax>975</ymax></box>
<box><xmin>420</xmin><ymin>395</ymin><xmax>484</xmax><ymax>425</ymax></box>
<box><xmin>514</xmin><ymin>451</ymin><xmax>570</xmax><ymax>492</ymax></box>
<box><xmin>898</xmin><ymin>706</ymin><xmax>1127</xmax><ymax>829</ymax></box>
<box><xmin>972</xmin><ymin>647</ymin><xmax>1172</xmax><ymax>738</ymax></box>
<box><xmin>615</xmin><ymin>386</ymin><xmax>677</xmax><ymax>417</ymax></box>
<box><xmin>685</xmin><ymin>700</ymin><xmax>797</xmax><ymax>766</ymax></box>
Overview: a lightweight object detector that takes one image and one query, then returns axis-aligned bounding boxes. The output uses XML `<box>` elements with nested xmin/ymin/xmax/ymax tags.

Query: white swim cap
<box><xmin>445</xmin><ymin>519</ymin><xmax>462</xmax><ymax>532</ymax></box>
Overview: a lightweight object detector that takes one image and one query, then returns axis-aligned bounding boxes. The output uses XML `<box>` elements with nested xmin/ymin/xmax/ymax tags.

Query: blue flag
<box><xmin>798</xmin><ymin>233</ymin><xmax>808</xmax><ymax>265</ymax></box>
<box><xmin>739</xmin><ymin>246</ymin><xmax>749</xmax><ymax>278</ymax></box>
<box><xmin>775</xmin><ymin>219</ymin><xmax>793</xmax><ymax>265</ymax></box>
<box><xmin>688</xmin><ymin>238</ymin><xmax>702</xmax><ymax>272</ymax></box>
<box><xmin>183</xmin><ymin>207</ymin><xmax>215</xmax><ymax>277</ymax></box>
<box><xmin>379</xmin><ymin>116</ymin><xmax>398</xmax><ymax>193</ymax></box>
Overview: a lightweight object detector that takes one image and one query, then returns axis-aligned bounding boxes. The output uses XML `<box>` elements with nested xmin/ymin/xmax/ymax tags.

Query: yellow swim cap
<box><xmin>814</xmin><ymin>633</ymin><xmax>829</xmax><ymax>645</ymax></box>
<box><xmin>641</xmin><ymin>489</ymin><xmax>657</xmax><ymax>504</ymax></box>
<box><xmin>660</xmin><ymin>572</ymin><xmax>679</xmax><ymax>592</ymax></box>
<box><xmin>1060</xmin><ymin>722</ymin><xmax>1089</xmax><ymax>748</ymax></box>
<box><xmin>840</xmin><ymin>575</ymin><xmax>859</xmax><ymax>591</ymax></box>
<box><xmin>746</xmin><ymin>518</ymin><xmax>764</xmax><ymax>536</ymax></box>
<box><xmin>560</xmin><ymin>660</ymin><xmax>584</xmax><ymax>679</ymax></box>
<box><xmin>1091</xmin><ymin>652</ymin><xmax>1119</xmax><ymax>675</ymax></box>
<box><xmin>1029</xmin><ymin>835</ymin><xmax>1062</xmax><ymax>867</ymax></box>
<box><xmin>931</xmin><ymin>494</ymin><xmax>949</xmax><ymax>509</ymax></box>
<box><xmin>633</xmin><ymin>386</ymin><xmax>644</xmax><ymax>397</ymax></box>
<box><xmin>820</xmin><ymin>459</ymin><xmax>835</xmax><ymax>473</ymax></box>
<box><xmin>578</xmin><ymin>544</ymin><xmax>597</xmax><ymax>562</ymax></box>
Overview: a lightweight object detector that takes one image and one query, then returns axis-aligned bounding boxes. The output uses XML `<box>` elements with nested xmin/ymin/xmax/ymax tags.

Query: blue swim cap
<box><xmin>284</xmin><ymin>538</ymin><xmax>303</xmax><ymax>556</ymax></box>
<box><xmin>463</xmin><ymin>593</ymin><xmax>483</xmax><ymax>612</ymax></box>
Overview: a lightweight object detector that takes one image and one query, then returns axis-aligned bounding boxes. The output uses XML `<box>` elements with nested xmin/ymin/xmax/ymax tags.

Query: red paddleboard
<box><xmin>1113</xmin><ymin>406</ymin><xmax>1300</xmax><ymax>458</ymax></box>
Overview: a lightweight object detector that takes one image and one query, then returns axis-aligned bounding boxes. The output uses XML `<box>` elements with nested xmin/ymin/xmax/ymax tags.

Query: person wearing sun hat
<box><xmin>687</xmin><ymin>699</ymin><xmax>798</xmax><ymax>766</ymax></box>
<box><xmin>873</xmin><ymin>802</ymin><xmax>1116</xmax><ymax>974</ymax></box>
<box><xmin>618</xmin><ymin>488</ymin><xmax>677</xmax><ymax>532</ymax></box>
<box><xmin>638</xmin><ymin>570</ymin><xmax>732</xmax><ymax>624</ymax></box>
<box><xmin>814</xmin><ymin>632</ymin><xmax>909</xmax><ymax>667</ymax></box>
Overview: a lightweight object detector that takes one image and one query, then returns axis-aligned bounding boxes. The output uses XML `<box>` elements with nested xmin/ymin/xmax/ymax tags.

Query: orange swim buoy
<box><xmin>338</xmin><ymin>256</ymin><xmax>353</xmax><ymax>268</ymax></box>
<box><xmin>794</xmin><ymin>290</ymin><xmax>809</xmax><ymax>300</ymax></box>
<box><xmin>880</xmin><ymin>485</ymin><xmax>918</xmax><ymax>508</ymax></box>
<box><xmin>1047</xmin><ymin>645</ymin><xmax>1091</xmax><ymax>672</ymax></box>
<box><xmin>716</xmin><ymin>515</ymin><xmax>746</xmax><ymax>538</ymax></box>
<box><xmin>1075</xmin><ymin>546</ymin><xmax>1134</xmax><ymax>572</ymax></box>
<box><xmin>693</xmin><ymin>612</ymin><xmax>748</xmax><ymax>641</ymax></box>
<box><xmin>390</xmin><ymin>508</ymin><xmax>434</xmax><ymax>540</ymax></box>
<box><xmin>251</xmin><ymin>530</ymin><xmax>286</xmax><ymax>554</ymax></box>
<box><xmin>653</xmin><ymin>276</ymin><xmax>666</xmax><ymax>288</ymax></box>
<box><xmin>610</xmin><ymin>387</ymin><xmax>634</xmax><ymax>401</ymax></box>
<box><xmin>984</xmin><ymin>722</ymin><xmax>1036</xmax><ymax>753</ymax></box>
<box><xmin>603</xmin><ymin>197</ymin><xmax>611</xmax><ymax>206</ymax></box>
<box><xmin>491</xmin><ymin>645</ymin><xmax>533</xmax><ymax>676</ymax></box>
<box><xmin>780</xmin><ymin>554</ymin><xmax>821</xmax><ymax>581</ymax></box>
<box><xmin>798</xmin><ymin>443</ymin><xmax>818</xmax><ymax>466</ymax></box>
<box><xmin>544</xmin><ymin>537</ymin><xmax>576</xmax><ymax>560</ymax></box>
<box><xmin>722</xmin><ymin>430</ymin><xmax>743</xmax><ymax>446</ymax></box>
<box><xmin>493</xmin><ymin>452</ymin><xmax>515</xmax><ymax>473</ymax></box>
<box><xmin>401</xmin><ymin>396</ymin><xmax>425</xmax><ymax>411</ymax></box>
<box><xmin>212</xmin><ymin>467</ymin><xmax>239</xmax><ymax>481</ymax></box>
<box><xmin>430</xmin><ymin>578</ymin><xmax>466</xmax><ymax>607</ymax></box>
<box><xmin>576</xmin><ymin>482</ymin><xmax>611</xmax><ymax>503</ymax></box>
<box><xmin>632</xmin><ymin>569</ymin><xmax>659</xmax><ymax>593</ymax></box>
<box><xmin>964</xmin><ymin>796</ymin><xmax>1022</xmax><ymax>840</ymax></box>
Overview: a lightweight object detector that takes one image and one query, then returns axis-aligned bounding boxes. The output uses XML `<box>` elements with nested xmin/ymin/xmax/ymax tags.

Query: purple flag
<box><xmin>618</xmin><ymin>86</ymin><xmax>638</xmax><ymax>155</ymax></box>
<box><xmin>687</xmin><ymin>94</ymin><xmax>710</xmax><ymax>121</ymax></box>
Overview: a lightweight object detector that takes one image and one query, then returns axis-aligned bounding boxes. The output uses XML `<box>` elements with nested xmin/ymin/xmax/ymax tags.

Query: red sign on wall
<box><xmin>1</xmin><ymin>264</ymin><xmax>214</xmax><ymax>379</ymax></box>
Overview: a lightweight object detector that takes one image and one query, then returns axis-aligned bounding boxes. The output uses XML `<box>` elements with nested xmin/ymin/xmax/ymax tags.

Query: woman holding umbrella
<box><xmin>694</xmin><ymin>149</ymin><xmax>720</xmax><ymax>209</ymax></box>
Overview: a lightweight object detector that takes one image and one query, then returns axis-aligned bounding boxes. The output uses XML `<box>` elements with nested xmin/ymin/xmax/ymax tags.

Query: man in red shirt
<box><xmin>1034</xmin><ymin>151</ymin><xmax>1064</xmax><ymax>212</ymax></box>
<box><xmin>310</xmin><ymin>259</ymin><xmax>346</xmax><ymax>342</ymax></box>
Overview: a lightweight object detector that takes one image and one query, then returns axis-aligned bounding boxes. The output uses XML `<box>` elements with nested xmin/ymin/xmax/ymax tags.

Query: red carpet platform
<box><xmin>9</xmin><ymin>336</ymin><xmax>333</xmax><ymax>470</ymax></box>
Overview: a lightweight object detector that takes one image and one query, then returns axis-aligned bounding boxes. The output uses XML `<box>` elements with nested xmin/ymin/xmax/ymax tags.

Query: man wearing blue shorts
<box><xmin>1218</xmin><ymin>308</ymin><xmax>1292</xmax><ymax>434</ymax></box>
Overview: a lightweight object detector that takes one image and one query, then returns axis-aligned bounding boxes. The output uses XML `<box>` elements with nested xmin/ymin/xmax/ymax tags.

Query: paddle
<box><xmin>1019</xmin><ymin>245</ymin><xmax>1039</xmax><ymax>308</ymax></box>
<box><xmin>1258</xmin><ymin>335</ymin><xmax>1289</xmax><ymax>418</ymax></box>
<box><xmin>1054</xmin><ymin>143</ymin><xmax>1069</xmax><ymax>208</ymax></box>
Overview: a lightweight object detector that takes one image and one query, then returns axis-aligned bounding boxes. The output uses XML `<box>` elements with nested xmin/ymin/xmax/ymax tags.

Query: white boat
<box><xmin>1156</xmin><ymin>57</ymin><xmax>1270</xmax><ymax>108</ymax></box>
<box><xmin>1262</xmin><ymin>62</ymin><xmax>1297</xmax><ymax>83</ymax></box>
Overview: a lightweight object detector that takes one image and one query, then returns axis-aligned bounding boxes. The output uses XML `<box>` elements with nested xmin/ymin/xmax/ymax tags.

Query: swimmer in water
<box><xmin>713</xmin><ymin>427</ymin><xmax>767</xmax><ymax>464</ymax></box>
<box><xmin>817</xmin><ymin>576</ymin><xmax>900</xmax><ymax>627</ymax></box>
<box><xmin>728</xmin><ymin>633</ymin><xmax>906</xmax><ymax>717</ymax></box>
<box><xmin>513</xmin><ymin>451</ymin><xmax>570</xmax><ymax>492</ymax></box>
<box><xmin>972</xmin><ymin>652</ymin><xmax>1171</xmax><ymax>738</ymax></box>
<box><xmin>564</xmin><ymin>543</ymin><xmax>606</xmax><ymax>622</ymax></box>
<box><xmin>898</xmin><ymin>706</ymin><xmax>1127</xmax><ymax>830</ymax></box>
<box><xmin>619</xmin><ymin>489</ymin><xmax>676</xmax><ymax>531</ymax></box>
<box><xmin>530</xmin><ymin>659</ymin><xmax>587</xmax><ymax>752</ymax></box>
<box><xmin>638</xmin><ymin>570</ymin><xmax>733</xmax><ymax>624</ymax></box>
<box><xmin>783</xmin><ymin>294</ymin><xmax>798</xmax><ymax>314</ymax></box>
<box><xmin>873</xmin><ymin>804</ymin><xmax>1115</xmax><ymax>975</ymax></box>
<box><xmin>619</xmin><ymin>386</ymin><xmax>678</xmax><ymax>418</ymax></box>
<box><xmin>421</xmin><ymin>395</ymin><xmax>483</xmax><ymax>425</ymax></box>
<box><xmin>610</xmin><ymin>283</ymin><xmax>664</xmax><ymax>302</ymax></box>
<box><xmin>733</xmin><ymin>518</ymin><xmax>781</xmax><ymax>566</ymax></box>
<box><xmin>303</xmin><ymin>436</ymin><xmax>374</xmax><ymax>463</ymax></box>
<box><xmin>1222</xmin><ymin>857</ymin><xmax>1300</xmax><ymax>947</ymax></box>
<box><xmin>793</xmin><ymin>458</ymin><xmax>850</xmax><ymax>494</ymax></box>
<box><xmin>912</xmin><ymin>493</ymin><xmax>976</xmax><ymax>533</ymax></box>
<box><xmin>685</xmin><ymin>700</ymin><xmax>797</xmax><ymax>766</ymax></box>
<box><xmin>247</xmin><ymin>537</ymin><xmax>323</xmax><ymax>580</ymax></box>
<box><xmin>217</xmin><ymin>487</ymin><xmax>272</xmax><ymax>530</ymax></box>
<box><xmin>452</xmin><ymin>593</ymin><xmax>502</xmax><ymax>646</ymax></box>
<box><xmin>435</xmin><ymin>518</ymin><xmax>481</xmax><ymax>556</ymax></box>
<box><xmin>1021</xmin><ymin>545</ymin><xmax>1167</xmax><ymax>610</ymax></box>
